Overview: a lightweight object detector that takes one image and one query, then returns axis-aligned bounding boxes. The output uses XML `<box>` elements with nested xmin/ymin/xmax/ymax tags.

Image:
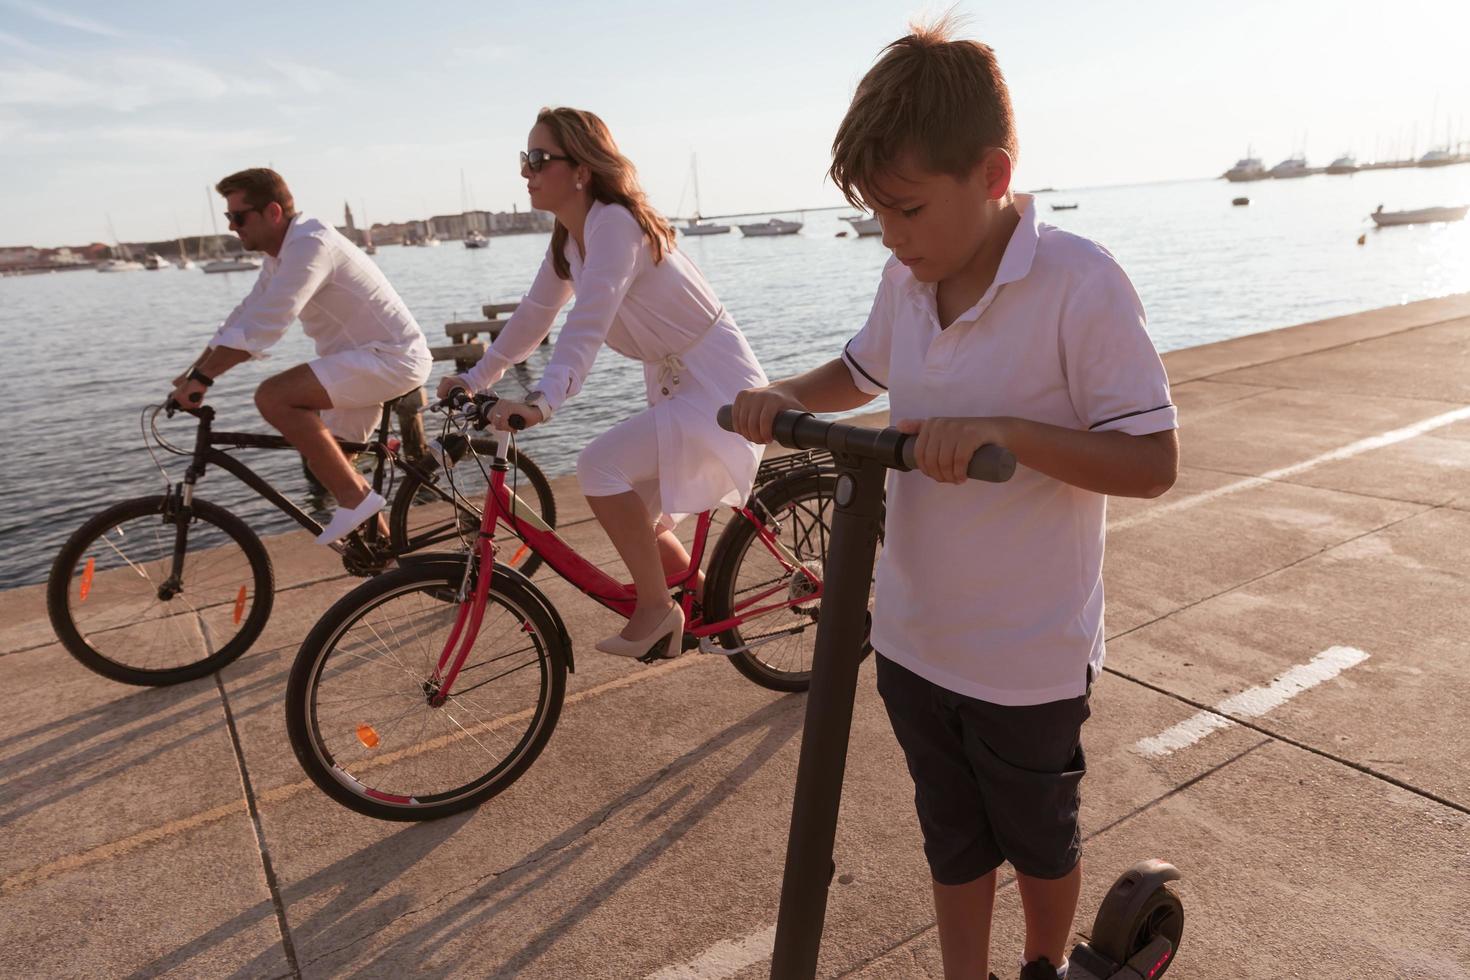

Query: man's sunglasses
<box><xmin>224</xmin><ymin>206</ymin><xmax>263</xmax><ymax>227</ymax></box>
<box><xmin>520</xmin><ymin>149</ymin><xmax>574</xmax><ymax>173</ymax></box>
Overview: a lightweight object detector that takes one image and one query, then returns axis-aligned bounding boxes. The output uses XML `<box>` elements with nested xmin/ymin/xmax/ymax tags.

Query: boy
<box><xmin>730</xmin><ymin>19</ymin><xmax>1178</xmax><ymax>980</ymax></box>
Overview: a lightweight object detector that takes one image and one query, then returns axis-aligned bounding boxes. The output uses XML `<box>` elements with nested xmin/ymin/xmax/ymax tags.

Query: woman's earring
<box><xmin>575</xmin><ymin>181</ymin><xmax>583</xmax><ymax>191</ymax></box>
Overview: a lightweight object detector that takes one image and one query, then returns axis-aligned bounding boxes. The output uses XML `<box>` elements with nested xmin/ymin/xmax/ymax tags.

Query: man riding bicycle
<box><xmin>168</xmin><ymin>168</ymin><xmax>432</xmax><ymax>544</ymax></box>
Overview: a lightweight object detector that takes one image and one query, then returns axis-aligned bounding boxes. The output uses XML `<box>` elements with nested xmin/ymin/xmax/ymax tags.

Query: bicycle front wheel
<box><xmin>388</xmin><ymin>440</ymin><xmax>556</xmax><ymax>577</ymax></box>
<box><xmin>46</xmin><ymin>495</ymin><xmax>274</xmax><ymax>686</ymax></box>
<box><xmin>285</xmin><ymin>560</ymin><xmax>568</xmax><ymax>821</ymax></box>
<box><xmin>703</xmin><ymin>472</ymin><xmax>877</xmax><ymax>692</ymax></box>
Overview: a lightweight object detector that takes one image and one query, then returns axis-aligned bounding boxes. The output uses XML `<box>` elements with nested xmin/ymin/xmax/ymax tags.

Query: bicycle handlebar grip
<box><xmin>506</xmin><ymin>414</ymin><xmax>527</xmax><ymax>431</ymax></box>
<box><xmin>901</xmin><ymin>439</ymin><xmax>1016</xmax><ymax>483</ymax></box>
<box><xmin>717</xmin><ymin>404</ymin><xmax>735</xmax><ymax>432</ymax></box>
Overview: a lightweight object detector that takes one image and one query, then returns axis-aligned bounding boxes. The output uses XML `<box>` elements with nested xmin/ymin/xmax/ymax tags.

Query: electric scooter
<box><xmin>716</xmin><ymin>407</ymin><xmax>1184</xmax><ymax>980</ymax></box>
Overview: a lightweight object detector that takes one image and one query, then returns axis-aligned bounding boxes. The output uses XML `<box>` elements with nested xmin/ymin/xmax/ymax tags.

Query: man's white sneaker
<box><xmin>316</xmin><ymin>491</ymin><xmax>386</xmax><ymax>545</ymax></box>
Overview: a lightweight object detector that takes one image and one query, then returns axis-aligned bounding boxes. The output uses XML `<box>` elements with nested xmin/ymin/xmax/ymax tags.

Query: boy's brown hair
<box><xmin>215</xmin><ymin>168</ymin><xmax>296</xmax><ymax>217</ymax></box>
<box><xmin>829</xmin><ymin>14</ymin><xmax>1017</xmax><ymax>208</ymax></box>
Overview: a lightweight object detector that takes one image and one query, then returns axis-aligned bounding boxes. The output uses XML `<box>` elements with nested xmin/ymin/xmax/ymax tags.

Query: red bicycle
<box><xmin>284</xmin><ymin>391</ymin><xmax>863</xmax><ymax>820</ymax></box>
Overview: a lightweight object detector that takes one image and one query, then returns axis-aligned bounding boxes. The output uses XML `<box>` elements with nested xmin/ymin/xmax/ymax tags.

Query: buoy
<box><xmin>1232</xmin><ymin>197</ymin><xmax>1249</xmax><ymax>206</ymax></box>
<box><xmin>1356</xmin><ymin>234</ymin><xmax>1366</xmax><ymax>246</ymax></box>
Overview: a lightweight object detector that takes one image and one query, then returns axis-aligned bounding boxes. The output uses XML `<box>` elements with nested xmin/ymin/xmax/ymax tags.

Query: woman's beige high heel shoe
<box><xmin>595</xmin><ymin>604</ymin><xmax>685</xmax><ymax>660</ymax></box>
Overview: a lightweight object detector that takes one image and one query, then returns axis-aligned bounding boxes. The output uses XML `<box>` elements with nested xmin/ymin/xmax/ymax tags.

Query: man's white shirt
<box><xmin>211</xmin><ymin>214</ymin><xmax>427</xmax><ymax>360</ymax></box>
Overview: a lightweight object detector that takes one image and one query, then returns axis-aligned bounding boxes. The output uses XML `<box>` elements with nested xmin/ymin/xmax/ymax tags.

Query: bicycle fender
<box><xmin>493</xmin><ymin>562</ymin><xmax>575</xmax><ymax>674</ymax></box>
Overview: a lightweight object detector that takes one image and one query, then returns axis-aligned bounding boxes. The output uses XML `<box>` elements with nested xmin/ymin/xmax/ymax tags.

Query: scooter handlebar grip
<box><xmin>900</xmin><ymin>438</ymin><xmax>1017</xmax><ymax>483</ymax></box>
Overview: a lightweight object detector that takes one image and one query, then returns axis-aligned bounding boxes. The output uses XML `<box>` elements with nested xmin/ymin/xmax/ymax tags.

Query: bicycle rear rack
<box><xmin>753</xmin><ymin>448</ymin><xmax>834</xmax><ymax>492</ymax></box>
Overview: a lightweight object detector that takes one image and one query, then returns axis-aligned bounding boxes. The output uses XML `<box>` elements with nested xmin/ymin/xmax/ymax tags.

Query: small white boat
<box><xmin>1418</xmin><ymin>148</ymin><xmax>1457</xmax><ymax>168</ymax></box>
<box><xmin>97</xmin><ymin>259</ymin><xmax>144</xmax><ymax>272</ymax></box>
<box><xmin>1369</xmin><ymin>204</ymin><xmax>1468</xmax><ymax>227</ymax></box>
<box><xmin>203</xmin><ymin>256</ymin><xmax>264</xmax><ymax>273</ymax></box>
<box><xmin>1269</xmin><ymin>155</ymin><xmax>1310</xmax><ymax>179</ymax></box>
<box><xmin>141</xmin><ymin>253</ymin><xmax>168</xmax><ymax>270</ymax></box>
<box><xmin>841</xmin><ymin>215</ymin><xmax>882</xmax><ymax>237</ymax></box>
<box><xmin>1326</xmin><ymin>154</ymin><xmax>1358</xmax><ymax>174</ymax></box>
<box><xmin>739</xmin><ymin>218</ymin><xmax>802</xmax><ymax>237</ymax></box>
<box><xmin>464</xmin><ymin>230</ymin><xmax>488</xmax><ymax>248</ymax></box>
<box><xmin>1224</xmin><ymin>153</ymin><xmax>1267</xmax><ymax>182</ymax></box>
<box><xmin>682</xmin><ymin>216</ymin><xmax>731</xmax><ymax>236</ymax></box>
<box><xmin>175</xmin><ymin>257</ymin><xmax>196</xmax><ymax>270</ymax></box>
<box><xmin>421</xmin><ymin>234</ymin><xmax>441</xmax><ymax>247</ymax></box>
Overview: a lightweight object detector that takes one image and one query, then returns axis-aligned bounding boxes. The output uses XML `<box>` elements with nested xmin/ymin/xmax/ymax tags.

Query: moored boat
<box><xmin>1369</xmin><ymin>204</ymin><xmax>1468</xmax><ymax>227</ymax></box>
<box><xmin>739</xmin><ymin>218</ymin><xmax>802</xmax><ymax>237</ymax></box>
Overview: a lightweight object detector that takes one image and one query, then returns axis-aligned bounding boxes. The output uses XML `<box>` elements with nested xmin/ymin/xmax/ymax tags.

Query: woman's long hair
<box><xmin>537</xmin><ymin>106</ymin><xmax>676</xmax><ymax>280</ymax></box>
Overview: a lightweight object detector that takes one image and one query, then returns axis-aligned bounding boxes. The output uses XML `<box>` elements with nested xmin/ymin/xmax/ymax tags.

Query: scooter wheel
<box><xmin>1119</xmin><ymin>885</ymin><xmax>1183</xmax><ymax>975</ymax></box>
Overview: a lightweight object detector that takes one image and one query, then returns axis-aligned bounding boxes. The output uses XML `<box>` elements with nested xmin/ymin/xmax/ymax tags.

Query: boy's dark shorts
<box><xmin>875</xmin><ymin>653</ymin><xmax>1091</xmax><ymax>886</ymax></box>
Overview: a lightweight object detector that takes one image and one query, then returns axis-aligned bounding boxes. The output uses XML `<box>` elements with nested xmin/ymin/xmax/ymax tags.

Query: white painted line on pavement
<box><xmin>1135</xmin><ymin>645</ymin><xmax>1369</xmax><ymax>758</ymax></box>
<box><xmin>646</xmin><ymin>925</ymin><xmax>776</xmax><ymax>980</ymax></box>
<box><xmin>1110</xmin><ymin>405</ymin><xmax>1470</xmax><ymax>532</ymax></box>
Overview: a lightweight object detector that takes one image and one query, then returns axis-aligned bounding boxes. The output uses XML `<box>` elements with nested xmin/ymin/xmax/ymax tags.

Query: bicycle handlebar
<box><xmin>432</xmin><ymin>389</ymin><xmax>526</xmax><ymax>431</ymax></box>
<box><xmin>717</xmin><ymin>406</ymin><xmax>1016</xmax><ymax>484</ymax></box>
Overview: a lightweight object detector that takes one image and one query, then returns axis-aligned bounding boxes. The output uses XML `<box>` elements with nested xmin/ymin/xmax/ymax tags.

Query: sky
<box><xmin>2</xmin><ymin>0</ymin><xmax>1468</xmax><ymax>247</ymax></box>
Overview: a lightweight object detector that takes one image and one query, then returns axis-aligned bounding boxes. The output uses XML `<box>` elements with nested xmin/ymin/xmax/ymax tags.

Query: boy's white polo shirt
<box><xmin>842</xmin><ymin>194</ymin><xmax>1176</xmax><ymax>706</ymax></box>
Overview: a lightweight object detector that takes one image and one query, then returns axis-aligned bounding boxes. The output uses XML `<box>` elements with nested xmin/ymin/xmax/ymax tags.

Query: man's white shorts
<box><xmin>308</xmin><ymin>345</ymin><xmax>432</xmax><ymax>443</ymax></box>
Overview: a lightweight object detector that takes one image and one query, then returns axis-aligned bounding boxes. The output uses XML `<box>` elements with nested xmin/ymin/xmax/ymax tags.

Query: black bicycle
<box><xmin>46</xmin><ymin>394</ymin><xmax>556</xmax><ymax>687</ymax></box>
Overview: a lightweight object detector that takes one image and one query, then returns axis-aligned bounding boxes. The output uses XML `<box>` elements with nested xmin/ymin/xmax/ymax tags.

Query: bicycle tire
<box><xmin>388</xmin><ymin>441</ymin><xmax>556</xmax><ymax>577</ymax></box>
<box><xmin>46</xmin><ymin>495</ymin><xmax>275</xmax><ymax>686</ymax></box>
<box><xmin>285</xmin><ymin>559</ymin><xmax>568</xmax><ymax>821</ymax></box>
<box><xmin>703</xmin><ymin>472</ymin><xmax>876</xmax><ymax>693</ymax></box>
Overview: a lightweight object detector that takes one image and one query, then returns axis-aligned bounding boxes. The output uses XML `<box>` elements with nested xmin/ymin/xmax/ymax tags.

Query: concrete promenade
<box><xmin>3</xmin><ymin>293</ymin><xmax>1469</xmax><ymax>978</ymax></box>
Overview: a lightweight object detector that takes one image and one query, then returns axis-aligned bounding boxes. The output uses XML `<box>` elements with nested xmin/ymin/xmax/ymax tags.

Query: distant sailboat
<box><xmin>681</xmin><ymin>154</ymin><xmax>731</xmax><ymax>236</ymax></box>
<box><xmin>98</xmin><ymin>215</ymin><xmax>143</xmax><ymax>272</ymax></box>
<box><xmin>175</xmin><ymin>235</ymin><xmax>196</xmax><ymax>269</ymax></box>
<box><xmin>841</xmin><ymin>214</ymin><xmax>882</xmax><ymax>236</ymax></box>
<box><xmin>201</xmin><ymin>186</ymin><xmax>263</xmax><ymax>273</ymax></box>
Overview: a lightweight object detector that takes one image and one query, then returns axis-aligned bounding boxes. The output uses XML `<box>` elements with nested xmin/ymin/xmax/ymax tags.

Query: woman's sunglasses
<box><xmin>520</xmin><ymin>149</ymin><xmax>574</xmax><ymax>173</ymax></box>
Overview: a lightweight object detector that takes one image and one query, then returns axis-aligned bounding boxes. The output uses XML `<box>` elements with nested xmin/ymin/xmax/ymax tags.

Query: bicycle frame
<box><xmin>427</xmin><ymin>430</ymin><xmax>826</xmax><ymax>700</ymax></box>
<box><xmin>167</xmin><ymin>400</ymin><xmax>451</xmax><ymax>562</ymax></box>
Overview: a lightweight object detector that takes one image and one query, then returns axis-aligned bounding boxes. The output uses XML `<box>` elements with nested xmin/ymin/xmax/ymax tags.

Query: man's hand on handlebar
<box><xmin>169</xmin><ymin>377</ymin><xmax>209</xmax><ymax>410</ymax></box>
<box><xmin>436</xmin><ymin>374</ymin><xmax>471</xmax><ymax>401</ymax></box>
<box><xmin>730</xmin><ymin>385</ymin><xmax>808</xmax><ymax>444</ymax></box>
<box><xmin>896</xmin><ymin>416</ymin><xmax>1010</xmax><ymax>485</ymax></box>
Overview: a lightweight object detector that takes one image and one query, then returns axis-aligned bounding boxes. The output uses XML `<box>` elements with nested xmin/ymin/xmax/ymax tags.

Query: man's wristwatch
<box><xmin>188</xmin><ymin>367</ymin><xmax>215</xmax><ymax>387</ymax></box>
<box><xmin>525</xmin><ymin>391</ymin><xmax>552</xmax><ymax>421</ymax></box>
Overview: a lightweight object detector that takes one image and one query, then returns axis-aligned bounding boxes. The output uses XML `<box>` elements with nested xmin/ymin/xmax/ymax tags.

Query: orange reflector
<box><xmin>509</xmin><ymin>544</ymin><xmax>530</xmax><ymax>566</ymax></box>
<box><xmin>356</xmin><ymin>723</ymin><xmax>380</xmax><ymax>749</ymax></box>
<box><xmin>232</xmin><ymin>586</ymin><xmax>247</xmax><ymax>624</ymax></box>
<box><xmin>80</xmin><ymin>558</ymin><xmax>95</xmax><ymax>601</ymax></box>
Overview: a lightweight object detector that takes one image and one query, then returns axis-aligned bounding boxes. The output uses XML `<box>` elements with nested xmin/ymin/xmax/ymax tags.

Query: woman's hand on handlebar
<box><xmin>488</xmin><ymin>399</ymin><xmax>544</xmax><ymax>431</ymax></box>
<box><xmin>730</xmin><ymin>386</ymin><xmax>807</xmax><ymax>444</ymax></box>
<box><xmin>896</xmin><ymin>416</ymin><xmax>1010</xmax><ymax>485</ymax></box>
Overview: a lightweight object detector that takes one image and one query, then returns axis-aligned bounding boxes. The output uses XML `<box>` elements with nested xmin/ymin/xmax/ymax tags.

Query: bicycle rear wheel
<box><xmin>46</xmin><ymin>495</ymin><xmax>274</xmax><ymax>686</ymax></box>
<box><xmin>703</xmin><ymin>472</ymin><xmax>877</xmax><ymax>693</ymax></box>
<box><xmin>285</xmin><ymin>560</ymin><xmax>568</xmax><ymax>821</ymax></box>
<box><xmin>389</xmin><ymin>440</ymin><xmax>556</xmax><ymax>577</ymax></box>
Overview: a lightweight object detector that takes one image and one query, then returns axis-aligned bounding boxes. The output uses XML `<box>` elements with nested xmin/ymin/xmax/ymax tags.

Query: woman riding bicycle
<box><xmin>440</xmin><ymin>106</ymin><xmax>767</xmax><ymax>660</ymax></box>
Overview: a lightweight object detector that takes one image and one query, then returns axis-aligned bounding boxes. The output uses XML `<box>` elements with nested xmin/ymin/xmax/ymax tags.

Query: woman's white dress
<box><xmin>461</xmin><ymin>200</ymin><xmax>768</xmax><ymax>521</ymax></box>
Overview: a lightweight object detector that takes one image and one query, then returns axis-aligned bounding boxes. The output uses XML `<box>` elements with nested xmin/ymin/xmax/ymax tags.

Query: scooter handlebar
<box><xmin>717</xmin><ymin>405</ymin><xmax>1016</xmax><ymax>483</ymax></box>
